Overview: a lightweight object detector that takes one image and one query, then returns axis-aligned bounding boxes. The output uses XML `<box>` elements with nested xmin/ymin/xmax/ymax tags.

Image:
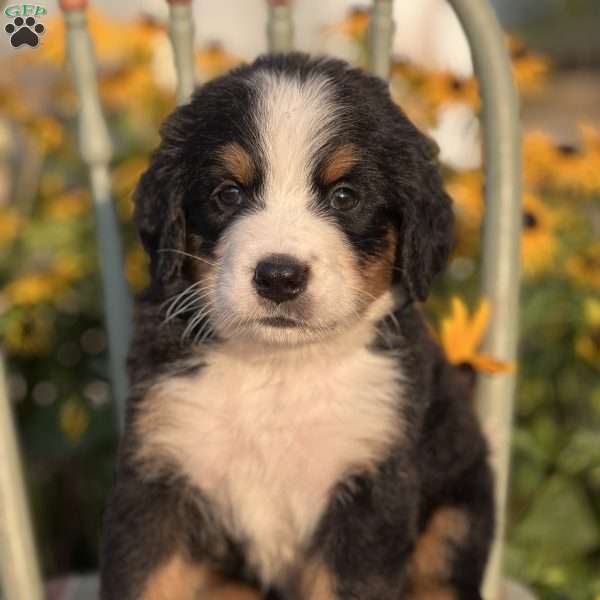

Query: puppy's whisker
<box><xmin>163</xmin><ymin>286</ymin><xmax>214</xmax><ymax>321</ymax></box>
<box><xmin>194</xmin><ymin>316</ymin><xmax>216</xmax><ymax>345</ymax></box>
<box><xmin>158</xmin><ymin>248</ymin><xmax>216</xmax><ymax>266</ymax></box>
<box><xmin>161</xmin><ymin>280</ymin><xmax>206</xmax><ymax>312</ymax></box>
<box><xmin>182</xmin><ymin>302</ymin><xmax>215</xmax><ymax>342</ymax></box>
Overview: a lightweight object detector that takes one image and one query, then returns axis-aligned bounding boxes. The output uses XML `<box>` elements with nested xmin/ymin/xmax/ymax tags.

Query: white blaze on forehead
<box><xmin>208</xmin><ymin>70</ymin><xmax>369</xmax><ymax>343</ymax></box>
<box><xmin>254</xmin><ymin>71</ymin><xmax>339</xmax><ymax>209</ymax></box>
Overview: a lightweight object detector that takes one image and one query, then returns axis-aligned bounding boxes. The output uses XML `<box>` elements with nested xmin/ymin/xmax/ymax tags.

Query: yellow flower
<box><xmin>439</xmin><ymin>297</ymin><xmax>512</xmax><ymax>374</ymax></box>
<box><xmin>45</xmin><ymin>189</ymin><xmax>90</xmax><ymax>220</ymax></box>
<box><xmin>508</xmin><ymin>35</ymin><xmax>549</xmax><ymax>96</ymax></box>
<box><xmin>40</xmin><ymin>173</ymin><xmax>65</xmax><ymax>198</ymax></box>
<box><xmin>60</xmin><ymin>399</ymin><xmax>90</xmax><ymax>443</ymax></box>
<box><xmin>3</xmin><ymin>273</ymin><xmax>61</xmax><ymax>305</ymax></box>
<box><xmin>38</xmin><ymin>10</ymin><xmax>162</xmax><ymax>67</ymax></box>
<box><xmin>53</xmin><ymin>254</ymin><xmax>88</xmax><ymax>283</ymax></box>
<box><xmin>100</xmin><ymin>64</ymin><xmax>157</xmax><ymax>109</ymax></box>
<box><xmin>125</xmin><ymin>244</ymin><xmax>150</xmax><ymax>292</ymax></box>
<box><xmin>446</xmin><ymin>170</ymin><xmax>484</xmax><ymax>253</ymax></box>
<box><xmin>583</xmin><ymin>298</ymin><xmax>600</xmax><ymax>324</ymax></box>
<box><xmin>521</xmin><ymin>194</ymin><xmax>560</xmax><ymax>278</ymax></box>
<box><xmin>523</xmin><ymin>130</ymin><xmax>556</xmax><ymax>189</ymax></box>
<box><xmin>21</xmin><ymin>115</ymin><xmax>64</xmax><ymax>154</ymax></box>
<box><xmin>566</xmin><ymin>243</ymin><xmax>600</xmax><ymax>292</ymax></box>
<box><xmin>196</xmin><ymin>42</ymin><xmax>242</xmax><ymax>82</ymax></box>
<box><xmin>3</xmin><ymin>309</ymin><xmax>54</xmax><ymax>355</ymax></box>
<box><xmin>422</xmin><ymin>72</ymin><xmax>480</xmax><ymax>110</ymax></box>
<box><xmin>327</xmin><ymin>7</ymin><xmax>370</xmax><ymax>41</ymax></box>
<box><xmin>523</xmin><ymin>124</ymin><xmax>600</xmax><ymax>195</ymax></box>
<box><xmin>112</xmin><ymin>156</ymin><xmax>148</xmax><ymax>219</ymax></box>
<box><xmin>0</xmin><ymin>208</ymin><xmax>22</xmax><ymax>245</ymax></box>
<box><xmin>2</xmin><ymin>256</ymin><xmax>87</xmax><ymax>306</ymax></box>
<box><xmin>575</xmin><ymin>298</ymin><xmax>600</xmax><ymax>368</ymax></box>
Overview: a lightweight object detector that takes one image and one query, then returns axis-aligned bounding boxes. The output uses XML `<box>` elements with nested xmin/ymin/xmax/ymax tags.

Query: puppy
<box><xmin>100</xmin><ymin>53</ymin><xmax>494</xmax><ymax>600</ymax></box>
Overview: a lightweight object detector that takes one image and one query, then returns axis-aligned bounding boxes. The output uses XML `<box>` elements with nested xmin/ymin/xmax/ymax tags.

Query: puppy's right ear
<box><xmin>133</xmin><ymin>160</ymin><xmax>186</xmax><ymax>286</ymax></box>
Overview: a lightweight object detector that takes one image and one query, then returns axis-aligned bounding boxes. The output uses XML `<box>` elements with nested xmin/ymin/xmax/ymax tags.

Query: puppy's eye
<box><xmin>329</xmin><ymin>186</ymin><xmax>359</xmax><ymax>212</ymax></box>
<box><xmin>214</xmin><ymin>184</ymin><xmax>245</xmax><ymax>211</ymax></box>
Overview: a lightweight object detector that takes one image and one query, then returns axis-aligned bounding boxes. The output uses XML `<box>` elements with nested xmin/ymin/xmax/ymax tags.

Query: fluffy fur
<box><xmin>100</xmin><ymin>54</ymin><xmax>493</xmax><ymax>600</ymax></box>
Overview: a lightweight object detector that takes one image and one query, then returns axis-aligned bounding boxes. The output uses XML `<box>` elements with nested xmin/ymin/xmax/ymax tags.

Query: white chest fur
<box><xmin>136</xmin><ymin>337</ymin><xmax>404</xmax><ymax>584</ymax></box>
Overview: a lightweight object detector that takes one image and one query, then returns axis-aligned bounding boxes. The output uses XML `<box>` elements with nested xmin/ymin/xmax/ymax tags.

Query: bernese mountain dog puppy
<box><xmin>100</xmin><ymin>53</ymin><xmax>494</xmax><ymax>600</ymax></box>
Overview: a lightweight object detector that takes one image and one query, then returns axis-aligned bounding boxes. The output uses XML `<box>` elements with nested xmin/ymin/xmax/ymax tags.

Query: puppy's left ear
<box><xmin>134</xmin><ymin>158</ymin><xmax>186</xmax><ymax>286</ymax></box>
<box><xmin>391</xmin><ymin>133</ymin><xmax>455</xmax><ymax>302</ymax></box>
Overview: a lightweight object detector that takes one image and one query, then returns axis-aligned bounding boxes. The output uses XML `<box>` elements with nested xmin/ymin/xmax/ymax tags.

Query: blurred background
<box><xmin>0</xmin><ymin>1</ymin><xmax>599</xmax><ymax>599</ymax></box>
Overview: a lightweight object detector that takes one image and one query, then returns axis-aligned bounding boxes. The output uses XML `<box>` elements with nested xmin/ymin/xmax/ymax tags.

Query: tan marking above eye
<box><xmin>322</xmin><ymin>143</ymin><xmax>360</xmax><ymax>184</ymax></box>
<box><xmin>218</xmin><ymin>142</ymin><xmax>255</xmax><ymax>186</ymax></box>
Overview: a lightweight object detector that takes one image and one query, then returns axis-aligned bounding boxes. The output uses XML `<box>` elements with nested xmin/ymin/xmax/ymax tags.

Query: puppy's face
<box><xmin>136</xmin><ymin>55</ymin><xmax>453</xmax><ymax>346</ymax></box>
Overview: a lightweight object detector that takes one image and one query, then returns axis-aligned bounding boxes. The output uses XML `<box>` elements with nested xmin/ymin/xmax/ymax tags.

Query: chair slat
<box><xmin>446</xmin><ymin>1</ymin><xmax>521</xmax><ymax>598</ymax></box>
<box><xmin>367</xmin><ymin>0</ymin><xmax>395</xmax><ymax>79</ymax></box>
<box><xmin>167</xmin><ymin>0</ymin><xmax>196</xmax><ymax>105</ymax></box>
<box><xmin>267</xmin><ymin>0</ymin><xmax>294</xmax><ymax>53</ymax></box>
<box><xmin>0</xmin><ymin>353</ymin><xmax>44</xmax><ymax>600</ymax></box>
<box><xmin>61</xmin><ymin>0</ymin><xmax>132</xmax><ymax>430</ymax></box>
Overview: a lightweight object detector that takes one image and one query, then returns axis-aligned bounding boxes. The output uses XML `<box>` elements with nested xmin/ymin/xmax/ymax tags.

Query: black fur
<box><xmin>101</xmin><ymin>53</ymin><xmax>493</xmax><ymax>600</ymax></box>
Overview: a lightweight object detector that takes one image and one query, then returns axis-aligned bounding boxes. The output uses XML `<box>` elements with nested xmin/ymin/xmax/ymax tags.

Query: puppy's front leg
<box><xmin>300</xmin><ymin>461</ymin><xmax>418</xmax><ymax>600</ymax></box>
<box><xmin>100</xmin><ymin>473</ymin><xmax>263</xmax><ymax>600</ymax></box>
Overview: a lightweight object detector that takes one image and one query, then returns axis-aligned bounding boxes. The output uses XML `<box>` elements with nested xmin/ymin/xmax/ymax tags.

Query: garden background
<box><xmin>0</xmin><ymin>1</ymin><xmax>599</xmax><ymax>599</ymax></box>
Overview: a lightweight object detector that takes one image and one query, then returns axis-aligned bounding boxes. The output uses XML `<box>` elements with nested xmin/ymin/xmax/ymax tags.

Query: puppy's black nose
<box><xmin>253</xmin><ymin>254</ymin><xmax>309</xmax><ymax>304</ymax></box>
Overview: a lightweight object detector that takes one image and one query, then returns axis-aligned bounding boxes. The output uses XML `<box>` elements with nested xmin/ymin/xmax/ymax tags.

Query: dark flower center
<box><xmin>450</xmin><ymin>77</ymin><xmax>465</xmax><ymax>91</ymax></box>
<box><xmin>557</xmin><ymin>144</ymin><xmax>581</xmax><ymax>156</ymax></box>
<box><xmin>523</xmin><ymin>211</ymin><xmax>538</xmax><ymax>229</ymax></box>
<box><xmin>511</xmin><ymin>44</ymin><xmax>529</xmax><ymax>60</ymax></box>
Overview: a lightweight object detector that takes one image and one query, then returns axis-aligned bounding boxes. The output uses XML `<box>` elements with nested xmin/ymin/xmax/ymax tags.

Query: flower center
<box><xmin>557</xmin><ymin>144</ymin><xmax>581</xmax><ymax>156</ymax></box>
<box><xmin>523</xmin><ymin>211</ymin><xmax>538</xmax><ymax>229</ymax></box>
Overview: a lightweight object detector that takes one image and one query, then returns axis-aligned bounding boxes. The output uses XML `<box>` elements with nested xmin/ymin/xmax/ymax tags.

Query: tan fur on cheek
<box><xmin>358</xmin><ymin>230</ymin><xmax>397</xmax><ymax>307</ymax></box>
<box><xmin>219</xmin><ymin>142</ymin><xmax>255</xmax><ymax>186</ymax></box>
<box><xmin>321</xmin><ymin>143</ymin><xmax>360</xmax><ymax>184</ymax></box>
<box><xmin>409</xmin><ymin>507</ymin><xmax>469</xmax><ymax>585</ymax></box>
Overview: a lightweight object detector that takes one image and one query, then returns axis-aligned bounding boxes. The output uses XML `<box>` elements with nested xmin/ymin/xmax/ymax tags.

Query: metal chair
<box><xmin>0</xmin><ymin>0</ymin><xmax>521</xmax><ymax>598</ymax></box>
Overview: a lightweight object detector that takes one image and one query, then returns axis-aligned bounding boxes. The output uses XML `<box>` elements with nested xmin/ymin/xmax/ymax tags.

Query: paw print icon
<box><xmin>5</xmin><ymin>16</ymin><xmax>45</xmax><ymax>48</ymax></box>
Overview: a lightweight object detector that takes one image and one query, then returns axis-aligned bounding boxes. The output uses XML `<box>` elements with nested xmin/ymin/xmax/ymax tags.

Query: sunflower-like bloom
<box><xmin>3</xmin><ymin>308</ymin><xmax>54</xmax><ymax>355</ymax></box>
<box><xmin>3</xmin><ymin>273</ymin><xmax>62</xmax><ymax>305</ymax></box>
<box><xmin>0</xmin><ymin>208</ymin><xmax>22</xmax><ymax>246</ymax></box>
<box><xmin>439</xmin><ymin>297</ymin><xmax>512</xmax><ymax>374</ymax></box>
<box><xmin>523</xmin><ymin>124</ymin><xmax>600</xmax><ymax>195</ymax></box>
<box><xmin>521</xmin><ymin>194</ymin><xmax>560</xmax><ymax>278</ymax></box>
<box><xmin>125</xmin><ymin>244</ymin><xmax>150</xmax><ymax>292</ymax></box>
<box><xmin>507</xmin><ymin>35</ymin><xmax>549</xmax><ymax>96</ymax></box>
<box><xmin>575</xmin><ymin>298</ymin><xmax>600</xmax><ymax>368</ymax></box>
<box><xmin>196</xmin><ymin>42</ymin><xmax>243</xmax><ymax>83</ymax></box>
<box><xmin>2</xmin><ymin>256</ymin><xmax>87</xmax><ymax>306</ymax></box>
<box><xmin>60</xmin><ymin>399</ymin><xmax>91</xmax><ymax>443</ymax></box>
<box><xmin>112</xmin><ymin>156</ymin><xmax>149</xmax><ymax>220</ymax></box>
<box><xmin>421</xmin><ymin>72</ymin><xmax>480</xmax><ymax>110</ymax></box>
<box><xmin>44</xmin><ymin>189</ymin><xmax>90</xmax><ymax>221</ymax></box>
<box><xmin>38</xmin><ymin>10</ymin><xmax>162</xmax><ymax>67</ymax></box>
<box><xmin>523</xmin><ymin>130</ymin><xmax>557</xmax><ymax>189</ymax></box>
<box><xmin>326</xmin><ymin>7</ymin><xmax>369</xmax><ymax>41</ymax></box>
<box><xmin>445</xmin><ymin>170</ymin><xmax>484</xmax><ymax>253</ymax></box>
<box><xmin>566</xmin><ymin>243</ymin><xmax>600</xmax><ymax>292</ymax></box>
<box><xmin>100</xmin><ymin>64</ymin><xmax>159</xmax><ymax>110</ymax></box>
